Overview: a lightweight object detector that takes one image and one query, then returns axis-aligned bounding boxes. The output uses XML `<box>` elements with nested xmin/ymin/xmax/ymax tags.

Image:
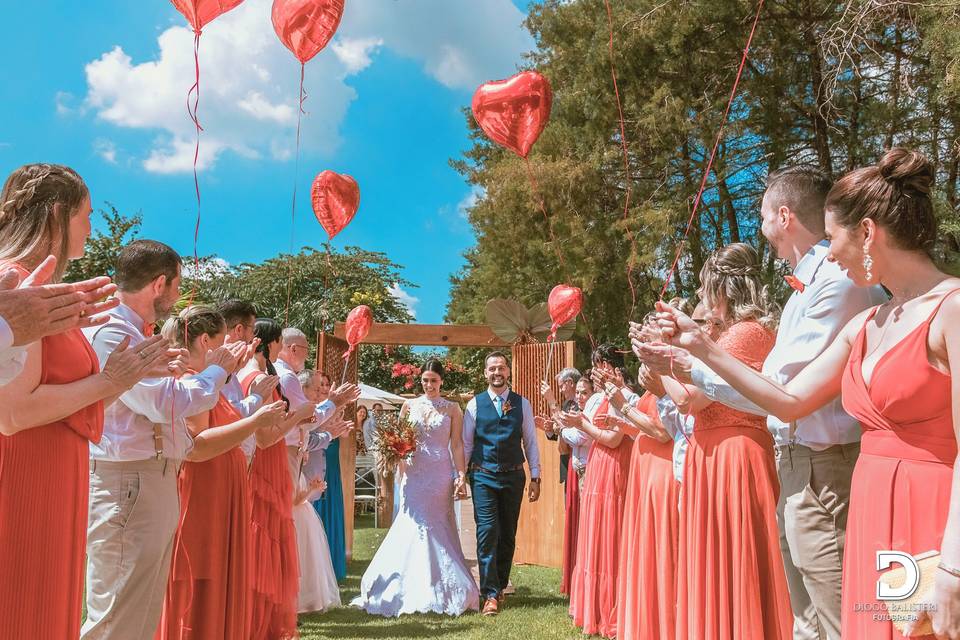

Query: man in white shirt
<box><xmin>81</xmin><ymin>240</ymin><xmax>241</xmax><ymax>640</ymax></box>
<box><xmin>463</xmin><ymin>351</ymin><xmax>540</xmax><ymax>615</ymax></box>
<box><xmin>0</xmin><ymin>255</ymin><xmax>119</xmax><ymax>385</ymax></box>
<box><xmin>638</xmin><ymin>168</ymin><xmax>886</xmax><ymax>640</ymax></box>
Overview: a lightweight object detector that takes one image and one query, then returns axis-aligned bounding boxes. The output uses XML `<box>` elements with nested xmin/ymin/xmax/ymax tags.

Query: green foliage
<box><xmin>64</xmin><ymin>204</ymin><xmax>141</xmax><ymax>283</ymax></box>
<box><xmin>447</xmin><ymin>0</ymin><xmax>960</xmax><ymax>360</ymax></box>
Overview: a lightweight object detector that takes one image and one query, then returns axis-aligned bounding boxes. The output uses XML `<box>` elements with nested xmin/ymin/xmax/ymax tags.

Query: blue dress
<box><xmin>312</xmin><ymin>438</ymin><xmax>346</xmax><ymax>581</ymax></box>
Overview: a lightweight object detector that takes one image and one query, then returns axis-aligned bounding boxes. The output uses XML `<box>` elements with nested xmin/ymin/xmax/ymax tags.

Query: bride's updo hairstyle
<box><xmin>824</xmin><ymin>147</ymin><xmax>937</xmax><ymax>255</ymax></box>
<box><xmin>422</xmin><ymin>358</ymin><xmax>445</xmax><ymax>379</ymax></box>
<box><xmin>698</xmin><ymin>242</ymin><xmax>779</xmax><ymax>331</ymax></box>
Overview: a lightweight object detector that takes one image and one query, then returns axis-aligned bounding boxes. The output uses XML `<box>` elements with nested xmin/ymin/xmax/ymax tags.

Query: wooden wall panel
<box><xmin>316</xmin><ymin>332</ymin><xmax>359</xmax><ymax>562</ymax></box>
<box><xmin>509</xmin><ymin>341</ymin><xmax>574</xmax><ymax>569</ymax></box>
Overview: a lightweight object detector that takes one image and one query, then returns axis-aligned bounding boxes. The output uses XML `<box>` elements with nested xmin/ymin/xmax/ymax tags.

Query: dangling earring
<box><xmin>863</xmin><ymin>249</ymin><xmax>874</xmax><ymax>282</ymax></box>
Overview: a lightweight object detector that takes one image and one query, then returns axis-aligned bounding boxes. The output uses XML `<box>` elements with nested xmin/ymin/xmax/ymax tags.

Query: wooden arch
<box><xmin>318</xmin><ymin>322</ymin><xmax>574</xmax><ymax>569</ymax></box>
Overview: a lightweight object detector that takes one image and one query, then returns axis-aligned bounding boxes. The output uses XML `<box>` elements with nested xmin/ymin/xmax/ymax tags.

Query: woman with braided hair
<box><xmin>660</xmin><ymin>243</ymin><xmax>793</xmax><ymax>640</ymax></box>
<box><xmin>0</xmin><ymin>164</ymin><xmax>173</xmax><ymax>638</ymax></box>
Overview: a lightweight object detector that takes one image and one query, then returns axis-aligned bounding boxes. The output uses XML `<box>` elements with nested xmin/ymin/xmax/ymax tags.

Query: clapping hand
<box><xmin>322</xmin><ymin>413</ymin><xmax>353</xmax><ymax>439</ymax></box>
<box><xmin>540</xmin><ymin>381</ymin><xmax>557</xmax><ymax>408</ymax></box>
<box><xmin>653</xmin><ymin>301</ymin><xmax>708</xmax><ymax>354</ymax></box>
<box><xmin>249</xmin><ymin>374</ymin><xmax>279</xmax><ymax>400</ymax></box>
<box><xmin>329</xmin><ymin>383</ymin><xmax>361</xmax><ymax>408</ymax></box>
<box><xmin>204</xmin><ymin>342</ymin><xmax>244</xmax><ymax>373</ymax></box>
<box><xmin>252</xmin><ymin>400</ymin><xmax>286</xmax><ymax>429</ymax></box>
<box><xmin>101</xmin><ymin>336</ymin><xmax>175</xmax><ymax>391</ymax></box>
<box><xmin>558</xmin><ymin>410</ymin><xmax>584</xmax><ymax>430</ymax></box>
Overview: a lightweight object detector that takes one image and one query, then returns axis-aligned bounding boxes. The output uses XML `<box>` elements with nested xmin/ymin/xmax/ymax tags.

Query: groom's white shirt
<box><xmin>463</xmin><ymin>387</ymin><xmax>540</xmax><ymax>478</ymax></box>
<box><xmin>690</xmin><ymin>241</ymin><xmax>886</xmax><ymax>449</ymax></box>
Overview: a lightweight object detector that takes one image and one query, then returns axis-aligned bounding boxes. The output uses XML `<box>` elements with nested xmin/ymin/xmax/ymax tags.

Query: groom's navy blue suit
<box><xmin>465</xmin><ymin>388</ymin><xmax>538</xmax><ymax>601</ymax></box>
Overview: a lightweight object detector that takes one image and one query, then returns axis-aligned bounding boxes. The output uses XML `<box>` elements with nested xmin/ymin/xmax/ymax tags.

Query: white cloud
<box><xmin>182</xmin><ymin>256</ymin><xmax>231</xmax><ymax>281</ymax></box>
<box><xmin>331</xmin><ymin>37</ymin><xmax>383</xmax><ymax>74</ymax></box>
<box><xmin>93</xmin><ymin>138</ymin><xmax>117</xmax><ymax>164</ymax></box>
<box><xmin>388</xmin><ymin>283</ymin><xmax>420</xmax><ymax>320</ymax></box>
<box><xmin>74</xmin><ymin>0</ymin><xmax>533</xmax><ymax>174</ymax></box>
<box><xmin>457</xmin><ymin>185</ymin><xmax>485</xmax><ymax>219</ymax></box>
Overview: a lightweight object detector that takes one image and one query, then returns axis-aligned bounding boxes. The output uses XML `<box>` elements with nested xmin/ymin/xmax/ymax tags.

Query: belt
<box><xmin>775</xmin><ymin>441</ymin><xmax>860</xmax><ymax>459</ymax></box>
<box><xmin>90</xmin><ymin>457</ymin><xmax>182</xmax><ymax>476</ymax></box>
<box><xmin>469</xmin><ymin>463</ymin><xmax>525</xmax><ymax>474</ymax></box>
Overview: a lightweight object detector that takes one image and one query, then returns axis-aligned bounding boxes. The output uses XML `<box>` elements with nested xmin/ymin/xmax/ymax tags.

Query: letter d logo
<box><xmin>876</xmin><ymin>551</ymin><xmax>920</xmax><ymax>600</ymax></box>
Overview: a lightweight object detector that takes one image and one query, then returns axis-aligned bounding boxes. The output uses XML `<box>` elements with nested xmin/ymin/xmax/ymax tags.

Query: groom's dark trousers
<box><xmin>470</xmin><ymin>469</ymin><xmax>525</xmax><ymax>600</ymax></box>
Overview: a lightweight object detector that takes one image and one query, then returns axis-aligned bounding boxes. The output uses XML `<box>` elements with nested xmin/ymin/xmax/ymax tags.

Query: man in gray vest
<box><xmin>463</xmin><ymin>351</ymin><xmax>541</xmax><ymax>616</ymax></box>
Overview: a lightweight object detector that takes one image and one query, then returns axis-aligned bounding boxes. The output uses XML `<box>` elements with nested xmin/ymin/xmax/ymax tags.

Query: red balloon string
<box><xmin>658</xmin><ymin>0</ymin><xmax>765</xmax><ymax>415</ymax></box>
<box><xmin>284</xmin><ymin>62</ymin><xmax>307</xmax><ymax>326</ymax></box>
<box><xmin>523</xmin><ymin>158</ymin><xmax>597</xmax><ymax>348</ymax></box>
<box><xmin>659</xmin><ymin>0</ymin><xmax>765</xmax><ymax>300</ymax></box>
<box><xmin>602</xmin><ymin>0</ymin><xmax>639</xmax><ymax>319</ymax></box>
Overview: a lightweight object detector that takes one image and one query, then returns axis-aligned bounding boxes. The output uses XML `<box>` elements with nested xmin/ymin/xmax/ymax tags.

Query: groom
<box><xmin>463</xmin><ymin>351</ymin><xmax>541</xmax><ymax>616</ymax></box>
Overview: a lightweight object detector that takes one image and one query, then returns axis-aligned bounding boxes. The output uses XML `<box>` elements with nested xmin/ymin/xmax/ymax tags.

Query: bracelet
<box><xmin>938</xmin><ymin>561</ymin><xmax>960</xmax><ymax>579</ymax></box>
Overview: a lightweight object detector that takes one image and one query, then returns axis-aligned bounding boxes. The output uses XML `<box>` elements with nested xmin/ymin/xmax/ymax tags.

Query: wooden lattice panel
<box><xmin>510</xmin><ymin>340</ymin><xmax>575</xmax><ymax>569</ymax></box>
<box><xmin>316</xmin><ymin>332</ymin><xmax>359</xmax><ymax>562</ymax></box>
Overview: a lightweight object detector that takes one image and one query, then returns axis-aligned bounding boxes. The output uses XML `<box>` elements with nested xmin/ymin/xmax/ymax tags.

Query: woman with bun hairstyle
<box><xmin>654</xmin><ymin>148</ymin><xmax>960</xmax><ymax>639</ymax></box>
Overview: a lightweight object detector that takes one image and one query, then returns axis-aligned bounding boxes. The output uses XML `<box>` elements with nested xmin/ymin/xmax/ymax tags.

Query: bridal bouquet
<box><xmin>372</xmin><ymin>411</ymin><xmax>420</xmax><ymax>477</ymax></box>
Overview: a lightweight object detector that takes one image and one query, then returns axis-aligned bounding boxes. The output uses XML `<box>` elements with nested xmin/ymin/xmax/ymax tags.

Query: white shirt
<box><xmin>300</xmin><ymin>398</ymin><xmax>337</xmax><ymax>484</ymax></box>
<box><xmin>691</xmin><ymin>241</ymin><xmax>887</xmax><ymax>450</ymax></box>
<box><xmin>463</xmin><ymin>388</ymin><xmax>540</xmax><ymax>478</ymax></box>
<box><xmin>656</xmin><ymin>395</ymin><xmax>694</xmax><ymax>483</ymax></box>
<box><xmin>84</xmin><ymin>303</ymin><xmax>228</xmax><ymax>461</ymax></box>
<box><xmin>221</xmin><ymin>374</ymin><xmax>263</xmax><ymax>460</ymax></box>
<box><xmin>274</xmin><ymin>358</ymin><xmax>334</xmax><ymax>449</ymax></box>
<box><xmin>0</xmin><ymin>315</ymin><xmax>27</xmax><ymax>386</ymax></box>
<box><xmin>561</xmin><ymin>426</ymin><xmax>592</xmax><ymax>470</ymax></box>
<box><xmin>361</xmin><ymin>415</ymin><xmax>377</xmax><ymax>451</ymax></box>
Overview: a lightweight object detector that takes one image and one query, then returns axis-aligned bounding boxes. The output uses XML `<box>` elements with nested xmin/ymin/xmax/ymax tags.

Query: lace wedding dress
<box><xmin>351</xmin><ymin>395</ymin><xmax>480</xmax><ymax>617</ymax></box>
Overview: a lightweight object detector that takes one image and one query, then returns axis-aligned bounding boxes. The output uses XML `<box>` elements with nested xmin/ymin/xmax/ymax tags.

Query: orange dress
<box><xmin>615</xmin><ymin>392</ymin><xmax>679</xmax><ymax>640</ymax></box>
<box><xmin>676</xmin><ymin>321</ymin><xmax>792</xmax><ymax>640</ymax></box>
<box><xmin>839</xmin><ymin>291</ymin><xmax>959</xmax><ymax>640</ymax></box>
<box><xmin>0</xmin><ymin>287</ymin><xmax>103</xmax><ymax>638</ymax></box>
<box><xmin>243</xmin><ymin>372</ymin><xmax>299</xmax><ymax>640</ymax></box>
<box><xmin>157</xmin><ymin>394</ymin><xmax>252</xmax><ymax>639</ymax></box>
<box><xmin>568</xmin><ymin>395</ymin><xmax>634</xmax><ymax>638</ymax></box>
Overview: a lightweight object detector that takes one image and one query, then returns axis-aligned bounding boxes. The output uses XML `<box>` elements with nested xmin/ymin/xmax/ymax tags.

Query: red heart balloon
<box><xmin>344</xmin><ymin>305</ymin><xmax>373</xmax><ymax>348</ymax></box>
<box><xmin>471</xmin><ymin>70</ymin><xmax>552</xmax><ymax>158</ymax></box>
<box><xmin>272</xmin><ymin>0</ymin><xmax>345</xmax><ymax>64</ymax></box>
<box><xmin>311</xmin><ymin>170</ymin><xmax>359</xmax><ymax>240</ymax></box>
<box><xmin>547</xmin><ymin>284</ymin><xmax>582</xmax><ymax>341</ymax></box>
<box><xmin>170</xmin><ymin>0</ymin><xmax>245</xmax><ymax>32</ymax></box>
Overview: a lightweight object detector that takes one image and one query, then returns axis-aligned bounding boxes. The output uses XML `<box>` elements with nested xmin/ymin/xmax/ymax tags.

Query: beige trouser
<box><xmin>81</xmin><ymin>458</ymin><xmax>181</xmax><ymax>640</ymax></box>
<box><xmin>775</xmin><ymin>442</ymin><xmax>859</xmax><ymax>640</ymax></box>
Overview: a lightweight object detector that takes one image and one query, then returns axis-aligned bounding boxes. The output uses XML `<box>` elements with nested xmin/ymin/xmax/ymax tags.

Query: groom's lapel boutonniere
<box><xmin>502</xmin><ymin>400</ymin><xmax>513</xmax><ymax>415</ymax></box>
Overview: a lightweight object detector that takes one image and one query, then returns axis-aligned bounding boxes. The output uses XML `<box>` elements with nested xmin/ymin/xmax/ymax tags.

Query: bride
<box><xmin>351</xmin><ymin>359</ymin><xmax>480</xmax><ymax>616</ymax></box>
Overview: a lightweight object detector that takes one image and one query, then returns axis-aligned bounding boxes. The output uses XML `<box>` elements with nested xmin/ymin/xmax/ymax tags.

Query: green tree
<box><xmin>447</xmin><ymin>0</ymin><xmax>960</xmax><ymax>362</ymax></box>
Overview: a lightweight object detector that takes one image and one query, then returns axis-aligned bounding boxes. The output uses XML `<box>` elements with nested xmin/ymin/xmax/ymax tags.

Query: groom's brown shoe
<box><xmin>482</xmin><ymin>597</ymin><xmax>499</xmax><ymax>616</ymax></box>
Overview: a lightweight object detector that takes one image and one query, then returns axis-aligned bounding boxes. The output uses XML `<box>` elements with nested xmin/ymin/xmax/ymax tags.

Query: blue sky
<box><xmin>0</xmin><ymin>0</ymin><xmax>536</xmax><ymax>323</ymax></box>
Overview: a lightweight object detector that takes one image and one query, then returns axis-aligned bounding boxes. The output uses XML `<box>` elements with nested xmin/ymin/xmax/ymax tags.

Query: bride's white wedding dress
<box><xmin>351</xmin><ymin>395</ymin><xmax>480</xmax><ymax>617</ymax></box>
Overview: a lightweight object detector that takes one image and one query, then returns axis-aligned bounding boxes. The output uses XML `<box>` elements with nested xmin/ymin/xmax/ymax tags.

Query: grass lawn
<box><xmin>298</xmin><ymin>514</ymin><xmax>582</xmax><ymax>639</ymax></box>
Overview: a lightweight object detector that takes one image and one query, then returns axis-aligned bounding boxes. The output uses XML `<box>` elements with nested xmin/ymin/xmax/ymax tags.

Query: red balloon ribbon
<box><xmin>312</xmin><ymin>170</ymin><xmax>360</xmax><ymax>240</ymax></box>
<box><xmin>271</xmin><ymin>0</ymin><xmax>345</xmax><ymax>64</ymax></box>
<box><xmin>660</xmin><ymin>0</ymin><xmax>766</xmax><ymax>299</ymax></box>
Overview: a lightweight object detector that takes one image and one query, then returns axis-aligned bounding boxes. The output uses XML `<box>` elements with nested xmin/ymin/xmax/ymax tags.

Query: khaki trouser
<box><xmin>81</xmin><ymin>458</ymin><xmax>181</xmax><ymax>640</ymax></box>
<box><xmin>775</xmin><ymin>442</ymin><xmax>859</xmax><ymax>640</ymax></box>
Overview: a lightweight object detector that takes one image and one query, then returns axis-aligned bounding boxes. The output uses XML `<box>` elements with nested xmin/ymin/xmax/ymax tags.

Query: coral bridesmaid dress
<box><xmin>157</xmin><ymin>395</ymin><xmax>251</xmax><ymax>639</ymax></box>
<box><xmin>0</xmin><ymin>268</ymin><xmax>103</xmax><ymax>638</ymax></box>
<box><xmin>568</xmin><ymin>394</ymin><xmax>634</xmax><ymax>638</ymax></box>
<box><xmin>676</xmin><ymin>321</ymin><xmax>793</xmax><ymax>640</ymax></box>
<box><xmin>559</xmin><ymin>452</ymin><xmax>580</xmax><ymax>596</ymax></box>
<box><xmin>243</xmin><ymin>372</ymin><xmax>299</xmax><ymax>640</ymax></box>
<box><xmin>615</xmin><ymin>392</ymin><xmax>679</xmax><ymax>640</ymax></box>
<box><xmin>839</xmin><ymin>290</ymin><xmax>959</xmax><ymax>640</ymax></box>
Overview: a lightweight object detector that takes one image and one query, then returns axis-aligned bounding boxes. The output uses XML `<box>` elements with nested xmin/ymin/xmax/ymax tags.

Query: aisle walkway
<box><xmin>299</xmin><ymin>514</ymin><xmax>576</xmax><ymax>639</ymax></box>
